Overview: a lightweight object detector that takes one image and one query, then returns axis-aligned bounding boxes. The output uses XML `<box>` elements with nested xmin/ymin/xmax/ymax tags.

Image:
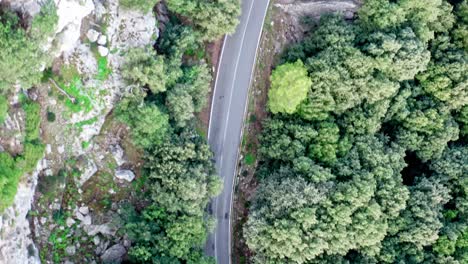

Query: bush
<box><xmin>0</xmin><ymin>2</ymin><xmax>58</xmax><ymax>91</ymax></box>
<box><xmin>117</xmin><ymin>101</ymin><xmax>170</xmax><ymax>149</ymax></box>
<box><xmin>0</xmin><ymin>96</ymin><xmax>8</xmax><ymax>123</ymax></box>
<box><xmin>47</xmin><ymin>111</ymin><xmax>56</xmax><ymax>122</ymax></box>
<box><xmin>121</xmin><ymin>47</ymin><xmax>168</xmax><ymax>94</ymax></box>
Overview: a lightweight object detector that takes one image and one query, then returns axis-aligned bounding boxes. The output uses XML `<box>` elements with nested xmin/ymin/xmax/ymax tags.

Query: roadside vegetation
<box><xmin>244</xmin><ymin>0</ymin><xmax>467</xmax><ymax>263</ymax></box>
<box><xmin>112</xmin><ymin>2</ymin><xmax>240</xmax><ymax>262</ymax></box>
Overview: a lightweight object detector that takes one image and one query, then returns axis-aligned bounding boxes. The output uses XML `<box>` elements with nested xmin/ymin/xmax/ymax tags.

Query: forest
<box><xmin>244</xmin><ymin>0</ymin><xmax>467</xmax><ymax>263</ymax></box>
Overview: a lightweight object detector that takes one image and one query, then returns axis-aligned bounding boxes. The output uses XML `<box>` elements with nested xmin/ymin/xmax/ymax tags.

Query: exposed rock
<box><xmin>93</xmin><ymin>236</ymin><xmax>101</xmax><ymax>246</ymax></box>
<box><xmin>81</xmin><ymin>215</ymin><xmax>92</xmax><ymax>226</ymax></box>
<box><xmin>66</xmin><ymin>217</ymin><xmax>75</xmax><ymax>227</ymax></box>
<box><xmin>79</xmin><ymin>206</ymin><xmax>89</xmax><ymax>215</ymax></box>
<box><xmin>115</xmin><ymin>170</ymin><xmax>135</xmax><ymax>182</ymax></box>
<box><xmin>78</xmin><ymin>159</ymin><xmax>97</xmax><ymax>186</ymax></box>
<box><xmin>54</xmin><ymin>0</ymin><xmax>95</xmax><ymax>55</ymax></box>
<box><xmin>98</xmin><ymin>46</ymin><xmax>109</xmax><ymax>57</ymax></box>
<box><xmin>75</xmin><ymin>210</ymin><xmax>91</xmax><ymax>225</ymax></box>
<box><xmin>84</xmin><ymin>223</ymin><xmax>117</xmax><ymax>236</ymax></box>
<box><xmin>95</xmin><ymin>240</ymin><xmax>110</xmax><ymax>256</ymax></box>
<box><xmin>97</xmin><ymin>35</ymin><xmax>107</xmax><ymax>45</ymax></box>
<box><xmin>100</xmin><ymin>244</ymin><xmax>126</xmax><ymax>264</ymax></box>
<box><xmin>57</xmin><ymin>145</ymin><xmax>65</xmax><ymax>154</ymax></box>
<box><xmin>46</xmin><ymin>144</ymin><xmax>52</xmax><ymax>154</ymax></box>
<box><xmin>0</xmin><ymin>158</ymin><xmax>45</xmax><ymax>264</ymax></box>
<box><xmin>111</xmin><ymin>144</ymin><xmax>126</xmax><ymax>166</ymax></box>
<box><xmin>66</xmin><ymin>245</ymin><xmax>76</xmax><ymax>256</ymax></box>
<box><xmin>87</xmin><ymin>29</ymin><xmax>100</xmax><ymax>42</ymax></box>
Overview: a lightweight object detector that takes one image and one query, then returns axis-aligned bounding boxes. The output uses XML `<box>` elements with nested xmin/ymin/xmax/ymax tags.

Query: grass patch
<box><xmin>75</xmin><ymin>117</ymin><xmax>98</xmax><ymax>128</ymax></box>
<box><xmin>244</xmin><ymin>153</ymin><xmax>256</xmax><ymax>166</ymax></box>
<box><xmin>95</xmin><ymin>56</ymin><xmax>112</xmax><ymax>81</ymax></box>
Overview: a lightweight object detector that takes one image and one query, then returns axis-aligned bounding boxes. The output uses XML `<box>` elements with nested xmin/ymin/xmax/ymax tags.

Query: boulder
<box><xmin>79</xmin><ymin>206</ymin><xmax>89</xmax><ymax>215</ymax></box>
<box><xmin>111</xmin><ymin>145</ymin><xmax>126</xmax><ymax>166</ymax></box>
<box><xmin>115</xmin><ymin>170</ymin><xmax>135</xmax><ymax>182</ymax></box>
<box><xmin>84</xmin><ymin>223</ymin><xmax>117</xmax><ymax>236</ymax></box>
<box><xmin>66</xmin><ymin>217</ymin><xmax>75</xmax><ymax>227</ymax></box>
<box><xmin>100</xmin><ymin>244</ymin><xmax>126</xmax><ymax>264</ymax></box>
<box><xmin>87</xmin><ymin>29</ymin><xmax>100</xmax><ymax>42</ymax></box>
<box><xmin>98</xmin><ymin>46</ymin><xmax>109</xmax><ymax>57</ymax></box>
<box><xmin>97</xmin><ymin>35</ymin><xmax>107</xmax><ymax>45</ymax></box>
<box><xmin>65</xmin><ymin>245</ymin><xmax>76</xmax><ymax>256</ymax></box>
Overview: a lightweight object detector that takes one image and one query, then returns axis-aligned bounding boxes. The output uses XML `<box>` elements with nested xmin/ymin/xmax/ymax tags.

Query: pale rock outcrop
<box><xmin>100</xmin><ymin>244</ymin><xmax>126</xmax><ymax>264</ymax></box>
<box><xmin>115</xmin><ymin>169</ymin><xmax>135</xmax><ymax>182</ymax></box>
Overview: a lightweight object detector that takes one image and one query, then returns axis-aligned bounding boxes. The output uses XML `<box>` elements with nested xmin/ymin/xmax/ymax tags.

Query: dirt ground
<box><xmin>232</xmin><ymin>0</ymin><xmax>361</xmax><ymax>263</ymax></box>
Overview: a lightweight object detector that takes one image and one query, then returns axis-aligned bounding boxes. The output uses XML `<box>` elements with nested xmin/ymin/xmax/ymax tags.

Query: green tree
<box><xmin>121</xmin><ymin>47</ymin><xmax>168</xmax><ymax>94</ymax></box>
<box><xmin>0</xmin><ymin>2</ymin><xmax>58</xmax><ymax>91</ymax></box>
<box><xmin>116</xmin><ymin>102</ymin><xmax>170</xmax><ymax>149</ymax></box>
<box><xmin>268</xmin><ymin>60</ymin><xmax>311</xmax><ymax>114</ymax></box>
<box><xmin>166</xmin><ymin>0</ymin><xmax>240</xmax><ymax>41</ymax></box>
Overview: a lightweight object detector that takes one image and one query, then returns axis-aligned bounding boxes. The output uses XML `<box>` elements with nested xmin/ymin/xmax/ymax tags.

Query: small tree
<box><xmin>268</xmin><ymin>60</ymin><xmax>311</xmax><ymax>114</ymax></box>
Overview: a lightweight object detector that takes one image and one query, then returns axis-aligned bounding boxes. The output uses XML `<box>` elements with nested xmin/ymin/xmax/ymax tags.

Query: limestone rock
<box><xmin>66</xmin><ymin>245</ymin><xmax>76</xmax><ymax>256</ymax></box>
<box><xmin>66</xmin><ymin>217</ymin><xmax>75</xmax><ymax>227</ymax></box>
<box><xmin>84</xmin><ymin>223</ymin><xmax>117</xmax><ymax>236</ymax></box>
<box><xmin>79</xmin><ymin>206</ymin><xmax>89</xmax><ymax>215</ymax></box>
<box><xmin>87</xmin><ymin>29</ymin><xmax>100</xmax><ymax>42</ymax></box>
<box><xmin>97</xmin><ymin>35</ymin><xmax>107</xmax><ymax>45</ymax></box>
<box><xmin>98</xmin><ymin>46</ymin><xmax>109</xmax><ymax>57</ymax></box>
<box><xmin>111</xmin><ymin>145</ymin><xmax>126</xmax><ymax>166</ymax></box>
<box><xmin>100</xmin><ymin>244</ymin><xmax>126</xmax><ymax>264</ymax></box>
<box><xmin>115</xmin><ymin>170</ymin><xmax>135</xmax><ymax>182</ymax></box>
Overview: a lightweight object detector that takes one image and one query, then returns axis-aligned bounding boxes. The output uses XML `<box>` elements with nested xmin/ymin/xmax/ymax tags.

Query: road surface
<box><xmin>205</xmin><ymin>0</ymin><xmax>270</xmax><ymax>263</ymax></box>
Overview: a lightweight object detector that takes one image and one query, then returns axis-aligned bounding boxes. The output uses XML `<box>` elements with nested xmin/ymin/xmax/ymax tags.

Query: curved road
<box><xmin>205</xmin><ymin>0</ymin><xmax>270</xmax><ymax>263</ymax></box>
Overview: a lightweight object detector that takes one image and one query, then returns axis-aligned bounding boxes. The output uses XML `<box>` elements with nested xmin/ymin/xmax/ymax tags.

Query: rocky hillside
<box><xmin>0</xmin><ymin>0</ymin><xmax>157</xmax><ymax>263</ymax></box>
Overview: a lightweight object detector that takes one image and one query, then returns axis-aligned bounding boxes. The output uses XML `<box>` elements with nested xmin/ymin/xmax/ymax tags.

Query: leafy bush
<box><xmin>117</xmin><ymin>101</ymin><xmax>170</xmax><ymax>149</ymax></box>
<box><xmin>121</xmin><ymin>47</ymin><xmax>168</xmax><ymax>94</ymax></box>
<box><xmin>0</xmin><ymin>2</ymin><xmax>58</xmax><ymax>91</ymax></box>
<box><xmin>47</xmin><ymin>111</ymin><xmax>56</xmax><ymax>122</ymax></box>
<box><xmin>0</xmin><ymin>96</ymin><xmax>8</xmax><ymax>123</ymax></box>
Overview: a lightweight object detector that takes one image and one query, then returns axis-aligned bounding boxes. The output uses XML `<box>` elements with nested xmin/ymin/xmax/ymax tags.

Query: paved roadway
<box><xmin>205</xmin><ymin>0</ymin><xmax>270</xmax><ymax>263</ymax></box>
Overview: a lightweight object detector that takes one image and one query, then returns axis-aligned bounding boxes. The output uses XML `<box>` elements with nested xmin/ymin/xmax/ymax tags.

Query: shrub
<box><xmin>0</xmin><ymin>96</ymin><xmax>8</xmax><ymax>123</ymax></box>
<box><xmin>0</xmin><ymin>2</ymin><xmax>58</xmax><ymax>91</ymax></box>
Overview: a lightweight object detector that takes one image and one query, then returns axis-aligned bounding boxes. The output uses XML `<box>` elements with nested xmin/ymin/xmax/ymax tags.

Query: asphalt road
<box><xmin>205</xmin><ymin>0</ymin><xmax>270</xmax><ymax>263</ymax></box>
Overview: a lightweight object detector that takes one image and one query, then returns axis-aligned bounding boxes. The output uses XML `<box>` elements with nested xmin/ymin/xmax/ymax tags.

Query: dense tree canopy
<box><xmin>245</xmin><ymin>0</ymin><xmax>468</xmax><ymax>263</ymax></box>
<box><xmin>166</xmin><ymin>0</ymin><xmax>240</xmax><ymax>41</ymax></box>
